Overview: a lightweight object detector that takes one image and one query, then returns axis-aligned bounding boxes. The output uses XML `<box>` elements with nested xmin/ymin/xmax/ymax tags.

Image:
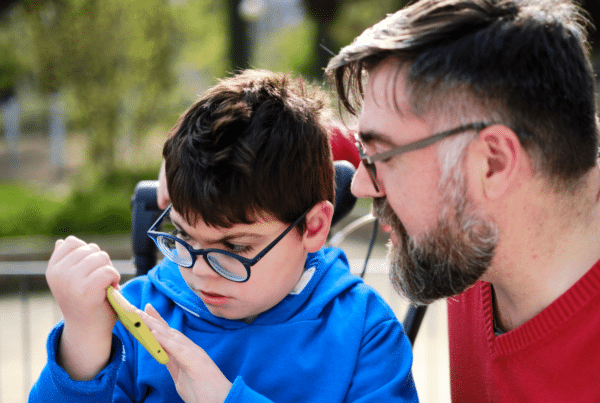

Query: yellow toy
<box><xmin>106</xmin><ymin>286</ymin><xmax>169</xmax><ymax>364</ymax></box>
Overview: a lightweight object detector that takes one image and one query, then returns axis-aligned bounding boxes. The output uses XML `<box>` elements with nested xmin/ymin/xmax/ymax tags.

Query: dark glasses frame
<box><xmin>356</xmin><ymin>122</ymin><xmax>490</xmax><ymax>192</ymax></box>
<box><xmin>147</xmin><ymin>205</ymin><xmax>311</xmax><ymax>282</ymax></box>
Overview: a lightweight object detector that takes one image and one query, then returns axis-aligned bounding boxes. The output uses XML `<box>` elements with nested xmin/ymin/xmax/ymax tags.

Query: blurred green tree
<box><xmin>22</xmin><ymin>0</ymin><xmax>176</xmax><ymax>172</ymax></box>
<box><xmin>301</xmin><ymin>0</ymin><xmax>410</xmax><ymax>81</ymax></box>
<box><xmin>0</xmin><ymin>29</ymin><xmax>25</xmax><ymax>101</ymax></box>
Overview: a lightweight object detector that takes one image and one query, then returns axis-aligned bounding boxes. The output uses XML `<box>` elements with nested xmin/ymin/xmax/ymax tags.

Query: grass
<box><xmin>0</xmin><ymin>168</ymin><xmax>159</xmax><ymax>238</ymax></box>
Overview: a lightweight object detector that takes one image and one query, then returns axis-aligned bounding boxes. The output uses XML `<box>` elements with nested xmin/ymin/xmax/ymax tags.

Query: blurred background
<box><xmin>0</xmin><ymin>0</ymin><xmax>599</xmax><ymax>402</ymax></box>
<box><xmin>1</xmin><ymin>0</ymin><xmax>598</xmax><ymax>255</ymax></box>
<box><xmin>0</xmin><ymin>0</ymin><xmax>418</xmax><ymax>245</ymax></box>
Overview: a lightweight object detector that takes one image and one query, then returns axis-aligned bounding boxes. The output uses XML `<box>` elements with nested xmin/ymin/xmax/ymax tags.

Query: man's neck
<box><xmin>483</xmin><ymin>167</ymin><xmax>600</xmax><ymax>331</ymax></box>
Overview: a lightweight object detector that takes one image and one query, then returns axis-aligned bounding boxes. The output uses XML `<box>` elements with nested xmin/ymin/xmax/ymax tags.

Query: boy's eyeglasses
<box><xmin>356</xmin><ymin>122</ymin><xmax>490</xmax><ymax>192</ymax></box>
<box><xmin>147</xmin><ymin>205</ymin><xmax>310</xmax><ymax>283</ymax></box>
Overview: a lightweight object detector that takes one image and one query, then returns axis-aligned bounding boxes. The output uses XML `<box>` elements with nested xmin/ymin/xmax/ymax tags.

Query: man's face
<box><xmin>354</xmin><ymin>59</ymin><xmax>498</xmax><ymax>304</ymax></box>
<box><xmin>372</xmin><ymin>164</ymin><xmax>498</xmax><ymax>305</ymax></box>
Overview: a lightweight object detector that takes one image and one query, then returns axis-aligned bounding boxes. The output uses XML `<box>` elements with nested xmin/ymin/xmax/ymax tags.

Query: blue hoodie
<box><xmin>29</xmin><ymin>247</ymin><xmax>418</xmax><ymax>402</ymax></box>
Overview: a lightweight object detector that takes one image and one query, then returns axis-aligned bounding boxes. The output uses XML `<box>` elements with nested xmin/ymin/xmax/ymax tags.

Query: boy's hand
<box><xmin>46</xmin><ymin>236</ymin><xmax>121</xmax><ymax>380</ymax></box>
<box><xmin>140</xmin><ymin>304</ymin><xmax>232</xmax><ymax>403</ymax></box>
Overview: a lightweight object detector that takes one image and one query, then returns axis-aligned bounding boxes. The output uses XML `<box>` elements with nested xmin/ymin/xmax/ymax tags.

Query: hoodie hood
<box><xmin>146</xmin><ymin>247</ymin><xmax>361</xmax><ymax>330</ymax></box>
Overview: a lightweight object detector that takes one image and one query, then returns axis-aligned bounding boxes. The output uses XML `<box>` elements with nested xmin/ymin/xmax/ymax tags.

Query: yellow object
<box><xmin>106</xmin><ymin>286</ymin><xmax>169</xmax><ymax>364</ymax></box>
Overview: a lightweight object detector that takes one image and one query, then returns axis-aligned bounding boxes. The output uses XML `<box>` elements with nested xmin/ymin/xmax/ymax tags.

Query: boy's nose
<box><xmin>191</xmin><ymin>257</ymin><xmax>220</xmax><ymax>278</ymax></box>
<box><xmin>351</xmin><ymin>163</ymin><xmax>385</xmax><ymax>199</ymax></box>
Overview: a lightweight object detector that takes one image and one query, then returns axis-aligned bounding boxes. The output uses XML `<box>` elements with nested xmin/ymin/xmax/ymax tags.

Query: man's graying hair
<box><xmin>326</xmin><ymin>0</ymin><xmax>599</xmax><ymax>186</ymax></box>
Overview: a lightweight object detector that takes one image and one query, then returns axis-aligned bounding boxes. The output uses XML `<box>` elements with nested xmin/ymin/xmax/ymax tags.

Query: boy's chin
<box><xmin>205</xmin><ymin>305</ymin><xmax>259</xmax><ymax>323</ymax></box>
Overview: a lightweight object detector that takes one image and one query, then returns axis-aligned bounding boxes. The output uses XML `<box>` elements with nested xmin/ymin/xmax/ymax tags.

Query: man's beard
<box><xmin>373</xmin><ymin>170</ymin><xmax>498</xmax><ymax>305</ymax></box>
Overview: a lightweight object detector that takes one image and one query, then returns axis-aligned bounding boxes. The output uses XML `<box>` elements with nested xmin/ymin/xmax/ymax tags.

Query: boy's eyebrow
<box><xmin>168</xmin><ymin>214</ymin><xmax>189</xmax><ymax>237</ymax></box>
<box><xmin>169</xmin><ymin>213</ymin><xmax>263</xmax><ymax>246</ymax></box>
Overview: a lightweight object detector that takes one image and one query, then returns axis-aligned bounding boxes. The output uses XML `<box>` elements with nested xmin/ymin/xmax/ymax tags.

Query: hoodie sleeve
<box><xmin>28</xmin><ymin>322</ymin><xmax>124</xmax><ymax>403</ymax></box>
<box><xmin>345</xmin><ymin>293</ymin><xmax>419</xmax><ymax>403</ymax></box>
<box><xmin>224</xmin><ymin>377</ymin><xmax>275</xmax><ymax>403</ymax></box>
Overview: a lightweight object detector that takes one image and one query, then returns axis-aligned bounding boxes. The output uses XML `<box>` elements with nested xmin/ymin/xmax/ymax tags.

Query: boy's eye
<box><xmin>224</xmin><ymin>242</ymin><xmax>253</xmax><ymax>255</ymax></box>
<box><xmin>171</xmin><ymin>228</ymin><xmax>191</xmax><ymax>242</ymax></box>
<box><xmin>168</xmin><ymin>227</ymin><xmax>253</xmax><ymax>254</ymax></box>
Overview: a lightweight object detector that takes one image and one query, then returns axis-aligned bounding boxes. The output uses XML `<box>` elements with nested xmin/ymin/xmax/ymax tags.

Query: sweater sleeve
<box><xmin>28</xmin><ymin>322</ymin><xmax>124</xmax><ymax>403</ymax></box>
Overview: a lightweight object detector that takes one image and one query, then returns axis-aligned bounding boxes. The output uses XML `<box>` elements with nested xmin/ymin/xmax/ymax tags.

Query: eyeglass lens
<box><xmin>366</xmin><ymin>163</ymin><xmax>379</xmax><ymax>191</ymax></box>
<box><xmin>155</xmin><ymin>234</ymin><xmax>248</xmax><ymax>282</ymax></box>
<box><xmin>357</xmin><ymin>143</ymin><xmax>380</xmax><ymax>191</ymax></box>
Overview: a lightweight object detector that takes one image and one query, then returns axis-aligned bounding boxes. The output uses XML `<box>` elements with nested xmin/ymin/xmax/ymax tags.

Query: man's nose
<box><xmin>351</xmin><ymin>163</ymin><xmax>385</xmax><ymax>199</ymax></box>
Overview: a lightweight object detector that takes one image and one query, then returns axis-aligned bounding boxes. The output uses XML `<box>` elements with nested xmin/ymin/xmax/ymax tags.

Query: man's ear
<box><xmin>302</xmin><ymin>200</ymin><xmax>334</xmax><ymax>253</ymax></box>
<box><xmin>469</xmin><ymin>124</ymin><xmax>522</xmax><ymax>200</ymax></box>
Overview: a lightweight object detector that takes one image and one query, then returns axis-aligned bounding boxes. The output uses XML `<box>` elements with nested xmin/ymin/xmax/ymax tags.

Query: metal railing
<box><xmin>0</xmin><ymin>260</ymin><xmax>136</xmax><ymax>403</ymax></box>
<box><xmin>0</xmin><ymin>257</ymin><xmax>450</xmax><ymax>403</ymax></box>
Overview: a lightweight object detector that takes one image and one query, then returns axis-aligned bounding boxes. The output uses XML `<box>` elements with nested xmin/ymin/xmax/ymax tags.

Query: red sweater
<box><xmin>448</xmin><ymin>260</ymin><xmax>600</xmax><ymax>402</ymax></box>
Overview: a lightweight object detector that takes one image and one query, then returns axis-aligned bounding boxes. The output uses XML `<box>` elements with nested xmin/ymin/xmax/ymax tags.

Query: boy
<box><xmin>30</xmin><ymin>70</ymin><xmax>418</xmax><ymax>402</ymax></box>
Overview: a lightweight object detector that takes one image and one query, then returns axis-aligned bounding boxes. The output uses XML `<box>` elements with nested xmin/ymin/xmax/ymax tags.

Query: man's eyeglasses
<box><xmin>356</xmin><ymin>122</ymin><xmax>490</xmax><ymax>192</ymax></box>
<box><xmin>147</xmin><ymin>205</ymin><xmax>310</xmax><ymax>282</ymax></box>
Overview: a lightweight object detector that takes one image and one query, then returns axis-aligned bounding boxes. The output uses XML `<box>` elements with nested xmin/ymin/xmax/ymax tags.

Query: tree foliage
<box><xmin>21</xmin><ymin>0</ymin><xmax>176</xmax><ymax>171</ymax></box>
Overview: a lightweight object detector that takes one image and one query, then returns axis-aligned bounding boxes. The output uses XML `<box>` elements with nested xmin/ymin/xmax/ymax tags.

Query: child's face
<box><xmin>169</xmin><ymin>208</ymin><xmax>308</xmax><ymax>322</ymax></box>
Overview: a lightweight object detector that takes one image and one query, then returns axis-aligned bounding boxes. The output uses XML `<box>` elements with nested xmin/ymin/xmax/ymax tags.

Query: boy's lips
<box><xmin>199</xmin><ymin>290</ymin><xmax>230</xmax><ymax>306</ymax></box>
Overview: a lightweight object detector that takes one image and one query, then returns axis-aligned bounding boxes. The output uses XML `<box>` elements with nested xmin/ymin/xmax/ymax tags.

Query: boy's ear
<box><xmin>302</xmin><ymin>200</ymin><xmax>334</xmax><ymax>253</ymax></box>
<box><xmin>469</xmin><ymin>124</ymin><xmax>522</xmax><ymax>200</ymax></box>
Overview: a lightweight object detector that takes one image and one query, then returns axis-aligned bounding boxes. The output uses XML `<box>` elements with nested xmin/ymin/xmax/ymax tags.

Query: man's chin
<box><xmin>387</xmin><ymin>245</ymin><xmax>488</xmax><ymax>305</ymax></box>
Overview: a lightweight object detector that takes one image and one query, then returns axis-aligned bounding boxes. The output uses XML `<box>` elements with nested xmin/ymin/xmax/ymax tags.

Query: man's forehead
<box><xmin>358</xmin><ymin>61</ymin><xmax>424</xmax><ymax>146</ymax></box>
<box><xmin>365</xmin><ymin>59</ymin><xmax>414</xmax><ymax>112</ymax></box>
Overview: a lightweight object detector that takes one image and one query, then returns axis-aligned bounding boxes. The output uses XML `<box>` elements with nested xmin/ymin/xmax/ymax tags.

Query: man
<box><xmin>326</xmin><ymin>0</ymin><xmax>600</xmax><ymax>401</ymax></box>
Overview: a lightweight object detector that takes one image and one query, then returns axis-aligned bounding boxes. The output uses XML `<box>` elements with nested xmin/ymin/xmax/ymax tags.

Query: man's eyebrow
<box><xmin>357</xmin><ymin>130</ymin><xmax>397</xmax><ymax>147</ymax></box>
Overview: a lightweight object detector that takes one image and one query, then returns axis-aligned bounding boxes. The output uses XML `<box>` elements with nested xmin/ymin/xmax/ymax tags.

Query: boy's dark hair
<box><xmin>327</xmin><ymin>0</ymin><xmax>599</xmax><ymax>187</ymax></box>
<box><xmin>163</xmin><ymin>69</ymin><xmax>334</xmax><ymax>232</ymax></box>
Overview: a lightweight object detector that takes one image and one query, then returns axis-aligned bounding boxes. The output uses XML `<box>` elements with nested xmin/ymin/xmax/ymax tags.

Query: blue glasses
<box><xmin>147</xmin><ymin>205</ymin><xmax>310</xmax><ymax>282</ymax></box>
<box><xmin>356</xmin><ymin>122</ymin><xmax>490</xmax><ymax>192</ymax></box>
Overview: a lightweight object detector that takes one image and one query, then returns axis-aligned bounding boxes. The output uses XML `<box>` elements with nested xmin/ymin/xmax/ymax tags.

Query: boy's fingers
<box><xmin>47</xmin><ymin>240</ymin><xmax>64</xmax><ymax>268</ymax></box>
<box><xmin>72</xmin><ymin>245</ymin><xmax>109</xmax><ymax>269</ymax></box>
<box><xmin>145</xmin><ymin>303</ymin><xmax>158</xmax><ymax>316</ymax></box>
<box><xmin>48</xmin><ymin>236</ymin><xmax>83</xmax><ymax>267</ymax></box>
<box><xmin>144</xmin><ymin>304</ymin><xmax>169</xmax><ymax>326</ymax></box>
<box><xmin>48</xmin><ymin>236</ymin><xmax>93</xmax><ymax>271</ymax></box>
<box><xmin>163</xmin><ymin>357</ymin><xmax>179</xmax><ymax>382</ymax></box>
<box><xmin>140</xmin><ymin>305</ymin><xmax>213</xmax><ymax>375</ymax></box>
<box><xmin>87</xmin><ymin>264</ymin><xmax>121</xmax><ymax>292</ymax></box>
<box><xmin>138</xmin><ymin>307</ymin><xmax>167</xmax><ymax>335</ymax></box>
<box><xmin>151</xmin><ymin>328</ymin><xmax>210</xmax><ymax>374</ymax></box>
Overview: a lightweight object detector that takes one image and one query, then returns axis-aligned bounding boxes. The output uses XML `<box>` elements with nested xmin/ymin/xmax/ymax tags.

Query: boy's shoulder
<box><xmin>311</xmin><ymin>247</ymin><xmax>399</xmax><ymax>319</ymax></box>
